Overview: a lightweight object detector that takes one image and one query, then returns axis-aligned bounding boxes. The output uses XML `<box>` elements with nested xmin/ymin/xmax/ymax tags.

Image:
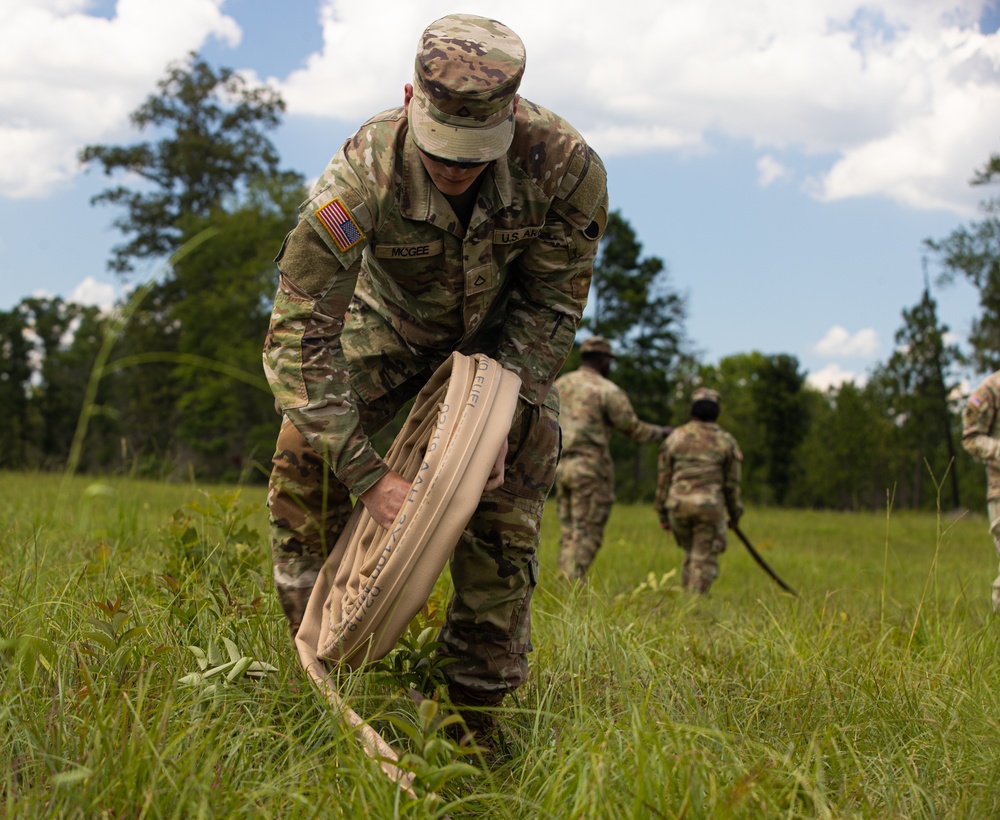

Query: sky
<box><xmin>2</xmin><ymin>0</ymin><xmax>1000</xmax><ymax>391</ymax></box>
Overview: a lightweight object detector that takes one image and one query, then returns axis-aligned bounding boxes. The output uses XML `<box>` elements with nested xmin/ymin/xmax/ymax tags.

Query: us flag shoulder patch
<box><xmin>971</xmin><ymin>393</ymin><xmax>983</xmax><ymax>407</ymax></box>
<box><xmin>315</xmin><ymin>197</ymin><xmax>364</xmax><ymax>252</ymax></box>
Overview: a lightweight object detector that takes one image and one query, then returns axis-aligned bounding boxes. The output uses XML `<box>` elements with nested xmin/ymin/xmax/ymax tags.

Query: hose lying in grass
<box><xmin>294</xmin><ymin>351</ymin><xmax>521</xmax><ymax>793</ymax></box>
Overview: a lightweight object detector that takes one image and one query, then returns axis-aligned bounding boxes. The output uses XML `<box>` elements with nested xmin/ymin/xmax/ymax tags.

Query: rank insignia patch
<box><xmin>315</xmin><ymin>198</ymin><xmax>364</xmax><ymax>252</ymax></box>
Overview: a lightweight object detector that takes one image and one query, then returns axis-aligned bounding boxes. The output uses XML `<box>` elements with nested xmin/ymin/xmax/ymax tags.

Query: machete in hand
<box><xmin>732</xmin><ymin>525</ymin><xmax>799</xmax><ymax>597</ymax></box>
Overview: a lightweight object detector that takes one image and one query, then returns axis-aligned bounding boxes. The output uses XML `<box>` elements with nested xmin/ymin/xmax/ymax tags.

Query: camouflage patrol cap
<box><xmin>410</xmin><ymin>14</ymin><xmax>525</xmax><ymax>163</ymax></box>
<box><xmin>691</xmin><ymin>387</ymin><xmax>720</xmax><ymax>405</ymax></box>
<box><xmin>580</xmin><ymin>336</ymin><xmax>613</xmax><ymax>356</ymax></box>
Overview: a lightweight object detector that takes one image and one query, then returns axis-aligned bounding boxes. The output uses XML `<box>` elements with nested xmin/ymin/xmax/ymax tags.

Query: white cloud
<box><xmin>0</xmin><ymin>0</ymin><xmax>240</xmax><ymax>199</ymax></box>
<box><xmin>813</xmin><ymin>325</ymin><xmax>880</xmax><ymax>358</ymax></box>
<box><xmin>807</xmin><ymin>362</ymin><xmax>864</xmax><ymax>391</ymax></box>
<box><xmin>271</xmin><ymin>0</ymin><xmax>1000</xmax><ymax>214</ymax></box>
<box><xmin>1</xmin><ymin>0</ymin><xmax>999</xmax><ymax>214</ymax></box>
<box><xmin>757</xmin><ymin>154</ymin><xmax>791</xmax><ymax>187</ymax></box>
<box><xmin>71</xmin><ymin>276</ymin><xmax>117</xmax><ymax>310</ymax></box>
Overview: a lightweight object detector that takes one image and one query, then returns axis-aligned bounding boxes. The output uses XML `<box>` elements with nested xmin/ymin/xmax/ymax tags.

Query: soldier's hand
<box><xmin>483</xmin><ymin>438</ymin><xmax>508</xmax><ymax>493</ymax></box>
<box><xmin>360</xmin><ymin>470</ymin><xmax>411</xmax><ymax>530</ymax></box>
<box><xmin>660</xmin><ymin>519</ymin><xmax>671</xmax><ymax>531</ymax></box>
<box><xmin>661</xmin><ymin>425</ymin><xmax>674</xmax><ymax>438</ymax></box>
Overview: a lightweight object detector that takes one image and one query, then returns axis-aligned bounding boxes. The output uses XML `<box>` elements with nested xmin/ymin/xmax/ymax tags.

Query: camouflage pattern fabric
<box><xmin>961</xmin><ymin>371</ymin><xmax>1000</xmax><ymax>612</ymax></box>
<box><xmin>409</xmin><ymin>14</ymin><xmax>525</xmax><ymax>163</ymax></box>
<box><xmin>987</xmin><ymin>499</ymin><xmax>1000</xmax><ymax>614</ymax></box>
<box><xmin>263</xmin><ymin>100</ymin><xmax>607</xmax><ymax>498</ymax></box>
<box><xmin>554</xmin><ymin>364</ymin><xmax>666</xmax><ymax>579</ymax></box>
<box><xmin>270</xmin><ymin>386</ymin><xmax>559</xmax><ymax>696</ymax></box>
<box><xmin>655</xmin><ymin>420</ymin><xmax>743</xmax><ymax>593</ymax></box>
<box><xmin>263</xmin><ymin>84</ymin><xmax>607</xmax><ymax>697</ymax></box>
<box><xmin>668</xmin><ymin>503</ymin><xmax>727</xmax><ymax>593</ymax></box>
<box><xmin>435</xmin><ymin>395</ymin><xmax>560</xmax><ymax>695</ymax></box>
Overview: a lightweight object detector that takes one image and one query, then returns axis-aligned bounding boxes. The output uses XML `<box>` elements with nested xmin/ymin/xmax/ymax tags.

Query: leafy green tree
<box><xmin>0</xmin><ymin>307</ymin><xmax>32</xmax><ymax>466</ymax></box>
<box><xmin>167</xmin><ymin>180</ymin><xmax>302</xmax><ymax>478</ymax></box>
<box><xmin>698</xmin><ymin>353</ymin><xmax>768</xmax><ymax>501</ymax></box>
<box><xmin>77</xmin><ymin>54</ymin><xmax>303</xmax><ymax>478</ymax></box>
<box><xmin>927</xmin><ymin>150</ymin><xmax>1000</xmax><ymax>373</ymax></box>
<box><xmin>15</xmin><ymin>297</ymin><xmax>107</xmax><ymax>467</ymax></box>
<box><xmin>699</xmin><ymin>352</ymin><xmax>808</xmax><ymax>505</ymax></box>
<box><xmin>868</xmin><ymin>278</ymin><xmax>965</xmax><ymax>510</ymax></box>
<box><xmin>80</xmin><ymin>53</ymin><xmax>287</xmax><ymax>274</ymax></box>
<box><xmin>750</xmin><ymin>354</ymin><xmax>809</xmax><ymax>505</ymax></box>
<box><xmin>789</xmin><ymin>382</ymin><xmax>898</xmax><ymax>510</ymax></box>
<box><xmin>580</xmin><ymin>210</ymin><xmax>690</xmax><ymax>499</ymax></box>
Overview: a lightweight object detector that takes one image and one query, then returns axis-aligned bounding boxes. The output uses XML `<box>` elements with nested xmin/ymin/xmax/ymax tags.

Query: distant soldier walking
<box><xmin>961</xmin><ymin>371</ymin><xmax>1000</xmax><ymax>613</ymax></box>
<box><xmin>554</xmin><ymin>336</ymin><xmax>671</xmax><ymax>581</ymax></box>
<box><xmin>655</xmin><ymin>387</ymin><xmax>743</xmax><ymax>594</ymax></box>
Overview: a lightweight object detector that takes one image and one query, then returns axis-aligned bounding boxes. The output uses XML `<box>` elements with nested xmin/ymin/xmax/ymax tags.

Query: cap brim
<box><xmin>409</xmin><ymin>84</ymin><xmax>514</xmax><ymax>163</ymax></box>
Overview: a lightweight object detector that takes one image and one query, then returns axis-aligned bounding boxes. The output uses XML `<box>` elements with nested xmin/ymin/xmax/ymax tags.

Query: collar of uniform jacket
<box><xmin>400</xmin><ymin>129</ymin><xmax>514</xmax><ymax>227</ymax></box>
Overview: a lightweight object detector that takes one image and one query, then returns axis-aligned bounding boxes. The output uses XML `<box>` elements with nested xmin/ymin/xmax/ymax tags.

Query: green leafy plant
<box><xmin>162</xmin><ymin>489</ymin><xmax>263</xmax><ymax>580</ymax></box>
<box><xmin>179</xmin><ymin>635</ymin><xmax>277</xmax><ymax>694</ymax></box>
<box><xmin>0</xmin><ymin>633</ymin><xmax>57</xmax><ymax>683</ymax></box>
<box><xmin>615</xmin><ymin>568</ymin><xmax>678</xmax><ymax>601</ymax></box>
<box><xmin>385</xmin><ymin>697</ymin><xmax>481</xmax><ymax>795</ymax></box>
<box><xmin>78</xmin><ymin>596</ymin><xmax>153</xmax><ymax>682</ymax></box>
<box><xmin>374</xmin><ymin>623</ymin><xmax>455</xmax><ymax>697</ymax></box>
<box><xmin>157</xmin><ymin>572</ymin><xmax>200</xmax><ymax>627</ymax></box>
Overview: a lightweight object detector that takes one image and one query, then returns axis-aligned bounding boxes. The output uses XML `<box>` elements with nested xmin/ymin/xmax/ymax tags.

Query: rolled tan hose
<box><xmin>294</xmin><ymin>352</ymin><xmax>521</xmax><ymax>793</ymax></box>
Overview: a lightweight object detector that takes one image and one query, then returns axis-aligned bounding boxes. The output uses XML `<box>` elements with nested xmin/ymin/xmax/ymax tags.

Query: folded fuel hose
<box><xmin>294</xmin><ymin>352</ymin><xmax>521</xmax><ymax>791</ymax></box>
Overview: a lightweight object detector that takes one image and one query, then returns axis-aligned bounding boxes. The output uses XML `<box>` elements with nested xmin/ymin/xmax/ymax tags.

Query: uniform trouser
<box><xmin>267</xmin><ymin>389</ymin><xmax>560</xmax><ymax>699</ymax></box>
<box><xmin>667</xmin><ymin>504</ymin><xmax>727</xmax><ymax>593</ymax></box>
<box><xmin>554</xmin><ymin>459</ymin><xmax>613</xmax><ymax>580</ymax></box>
<box><xmin>986</xmin><ymin>498</ymin><xmax>1000</xmax><ymax>612</ymax></box>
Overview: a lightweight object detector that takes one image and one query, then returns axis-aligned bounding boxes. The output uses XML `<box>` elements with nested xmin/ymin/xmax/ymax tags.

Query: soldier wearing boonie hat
<box><xmin>655</xmin><ymin>387</ymin><xmax>744</xmax><ymax>594</ymax></box>
<box><xmin>554</xmin><ymin>334</ymin><xmax>671</xmax><ymax>581</ymax></box>
<box><xmin>408</xmin><ymin>14</ymin><xmax>525</xmax><ymax>164</ymax></box>
<box><xmin>263</xmin><ymin>13</ymin><xmax>609</xmax><ymax>751</ymax></box>
<box><xmin>579</xmin><ymin>335</ymin><xmax>614</xmax><ymax>356</ymax></box>
<box><xmin>691</xmin><ymin>386</ymin><xmax>720</xmax><ymax>406</ymax></box>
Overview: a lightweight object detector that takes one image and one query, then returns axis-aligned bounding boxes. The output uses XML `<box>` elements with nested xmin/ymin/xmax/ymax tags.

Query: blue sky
<box><xmin>2</xmin><ymin>0</ymin><xmax>999</xmax><ymax>390</ymax></box>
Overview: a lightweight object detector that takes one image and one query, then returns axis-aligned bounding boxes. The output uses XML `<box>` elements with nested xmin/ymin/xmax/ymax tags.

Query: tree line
<box><xmin>0</xmin><ymin>53</ymin><xmax>996</xmax><ymax>510</ymax></box>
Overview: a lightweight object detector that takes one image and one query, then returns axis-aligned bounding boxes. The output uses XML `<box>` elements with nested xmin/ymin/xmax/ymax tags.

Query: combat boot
<box><xmin>446</xmin><ymin>685</ymin><xmax>504</xmax><ymax>758</ymax></box>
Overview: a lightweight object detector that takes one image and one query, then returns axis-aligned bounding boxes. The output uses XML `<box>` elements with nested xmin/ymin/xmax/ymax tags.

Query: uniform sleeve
<box><xmin>604</xmin><ymin>384</ymin><xmax>666</xmax><ymax>445</ymax></box>
<box><xmin>654</xmin><ymin>438</ymin><xmax>673</xmax><ymax>526</ymax></box>
<box><xmin>262</xmin><ymin>147</ymin><xmax>387</xmax><ymax>497</ymax></box>
<box><xmin>723</xmin><ymin>436</ymin><xmax>744</xmax><ymax>524</ymax></box>
<box><xmin>962</xmin><ymin>385</ymin><xmax>1000</xmax><ymax>465</ymax></box>
<box><xmin>496</xmin><ymin>147</ymin><xmax>608</xmax><ymax>404</ymax></box>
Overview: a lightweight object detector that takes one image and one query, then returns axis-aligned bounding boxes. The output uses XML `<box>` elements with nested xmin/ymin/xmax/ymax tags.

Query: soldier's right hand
<box><xmin>360</xmin><ymin>470</ymin><xmax>411</xmax><ymax>530</ymax></box>
<box><xmin>482</xmin><ymin>438</ymin><xmax>508</xmax><ymax>493</ymax></box>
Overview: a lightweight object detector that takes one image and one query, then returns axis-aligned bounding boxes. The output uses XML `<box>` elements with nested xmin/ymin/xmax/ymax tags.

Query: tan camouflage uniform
<box><xmin>655</xmin><ymin>390</ymin><xmax>743</xmax><ymax>593</ymax></box>
<box><xmin>961</xmin><ymin>371</ymin><xmax>1000</xmax><ymax>613</ymax></box>
<box><xmin>554</xmin><ymin>343</ymin><xmax>667</xmax><ymax>580</ymax></box>
<box><xmin>263</xmin><ymin>14</ymin><xmax>608</xmax><ymax>701</ymax></box>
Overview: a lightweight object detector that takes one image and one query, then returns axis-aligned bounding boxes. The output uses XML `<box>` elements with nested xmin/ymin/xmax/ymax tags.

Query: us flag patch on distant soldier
<box><xmin>316</xmin><ymin>198</ymin><xmax>364</xmax><ymax>252</ymax></box>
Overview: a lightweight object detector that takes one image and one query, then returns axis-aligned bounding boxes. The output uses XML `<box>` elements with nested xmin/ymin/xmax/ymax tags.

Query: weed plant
<box><xmin>1</xmin><ymin>471</ymin><xmax>998</xmax><ymax>818</ymax></box>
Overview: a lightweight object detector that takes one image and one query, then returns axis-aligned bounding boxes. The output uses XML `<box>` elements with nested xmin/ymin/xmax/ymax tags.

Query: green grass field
<box><xmin>1</xmin><ymin>471</ymin><xmax>998</xmax><ymax>818</ymax></box>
